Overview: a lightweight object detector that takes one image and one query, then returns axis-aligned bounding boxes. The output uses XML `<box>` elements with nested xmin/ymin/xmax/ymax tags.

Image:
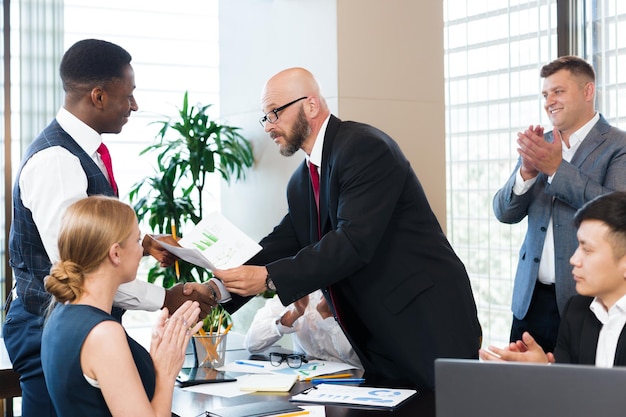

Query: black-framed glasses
<box><xmin>269</xmin><ymin>352</ymin><xmax>308</xmax><ymax>368</ymax></box>
<box><xmin>259</xmin><ymin>96</ymin><xmax>308</xmax><ymax>127</ymax></box>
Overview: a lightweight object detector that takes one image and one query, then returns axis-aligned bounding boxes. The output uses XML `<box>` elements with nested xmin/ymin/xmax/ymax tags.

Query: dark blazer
<box><xmin>235</xmin><ymin>115</ymin><xmax>481</xmax><ymax>389</ymax></box>
<box><xmin>554</xmin><ymin>295</ymin><xmax>626</xmax><ymax>366</ymax></box>
<box><xmin>494</xmin><ymin>115</ymin><xmax>626</xmax><ymax>320</ymax></box>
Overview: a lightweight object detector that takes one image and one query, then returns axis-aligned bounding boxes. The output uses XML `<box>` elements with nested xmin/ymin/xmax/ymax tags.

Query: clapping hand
<box><xmin>150</xmin><ymin>300</ymin><xmax>203</xmax><ymax>381</ymax></box>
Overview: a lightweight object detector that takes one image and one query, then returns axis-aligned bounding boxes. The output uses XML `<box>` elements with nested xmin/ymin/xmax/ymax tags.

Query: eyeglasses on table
<box><xmin>269</xmin><ymin>352</ymin><xmax>308</xmax><ymax>368</ymax></box>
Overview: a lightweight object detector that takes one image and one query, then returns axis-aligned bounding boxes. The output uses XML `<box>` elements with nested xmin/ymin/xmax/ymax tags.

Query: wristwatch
<box><xmin>265</xmin><ymin>273</ymin><xmax>276</xmax><ymax>291</ymax></box>
<box><xmin>207</xmin><ymin>282</ymin><xmax>218</xmax><ymax>301</ymax></box>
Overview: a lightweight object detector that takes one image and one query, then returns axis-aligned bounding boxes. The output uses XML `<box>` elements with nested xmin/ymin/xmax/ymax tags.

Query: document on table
<box><xmin>290</xmin><ymin>383</ymin><xmax>418</xmax><ymax>409</ymax></box>
<box><xmin>151</xmin><ymin>211</ymin><xmax>261</xmax><ymax>271</ymax></box>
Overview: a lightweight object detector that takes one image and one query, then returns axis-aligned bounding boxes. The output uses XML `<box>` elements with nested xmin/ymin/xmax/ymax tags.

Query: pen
<box><xmin>274</xmin><ymin>411</ymin><xmax>310</xmax><ymax>417</ymax></box>
<box><xmin>171</xmin><ymin>219</ymin><xmax>180</xmax><ymax>279</ymax></box>
<box><xmin>235</xmin><ymin>360</ymin><xmax>265</xmax><ymax>368</ymax></box>
<box><xmin>303</xmin><ymin>372</ymin><xmax>353</xmax><ymax>381</ymax></box>
<box><xmin>311</xmin><ymin>378</ymin><xmax>365</xmax><ymax>385</ymax></box>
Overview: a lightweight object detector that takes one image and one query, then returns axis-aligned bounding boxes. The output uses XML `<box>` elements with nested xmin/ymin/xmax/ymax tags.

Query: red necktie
<box><xmin>309</xmin><ymin>161</ymin><xmax>343</xmax><ymax>324</ymax></box>
<box><xmin>309</xmin><ymin>161</ymin><xmax>321</xmax><ymax>238</ymax></box>
<box><xmin>97</xmin><ymin>143</ymin><xmax>118</xmax><ymax>196</ymax></box>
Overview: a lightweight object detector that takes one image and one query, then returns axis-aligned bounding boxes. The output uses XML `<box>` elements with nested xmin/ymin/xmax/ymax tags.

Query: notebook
<box><xmin>435</xmin><ymin>358</ymin><xmax>626</xmax><ymax>417</ymax></box>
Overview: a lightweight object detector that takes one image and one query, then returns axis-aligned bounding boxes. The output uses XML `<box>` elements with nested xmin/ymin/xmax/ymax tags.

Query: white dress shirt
<box><xmin>591</xmin><ymin>295</ymin><xmax>626</xmax><ymax>368</ymax></box>
<box><xmin>18</xmin><ymin>107</ymin><xmax>164</xmax><ymax>310</ymax></box>
<box><xmin>244</xmin><ymin>290</ymin><xmax>362</xmax><ymax>368</ymax></box>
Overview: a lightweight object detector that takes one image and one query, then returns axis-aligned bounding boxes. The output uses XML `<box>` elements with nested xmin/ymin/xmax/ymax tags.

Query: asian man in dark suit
<box><xmin>480</xmin><ymin>191</ymin><xmax>626</xmax><ymax>366</ymax></box>
<box><xmin>208</xmin><ymin>67</ymin><xmax>482</xmax><ymax>389</ymax></box>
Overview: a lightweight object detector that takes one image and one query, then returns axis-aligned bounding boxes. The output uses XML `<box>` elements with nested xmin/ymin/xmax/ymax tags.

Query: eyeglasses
<box><xmin>259</xmin><ymin>96</ymin><xmax>308</xmax><ymax>127</ymax></box>
<box><xmin>269</xmin><ymin>352</ymin><xmax>308</xmax><ymax>368</ymax></box>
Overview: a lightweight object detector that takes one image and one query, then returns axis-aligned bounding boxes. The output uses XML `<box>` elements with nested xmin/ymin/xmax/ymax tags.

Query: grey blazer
<box><xmin>493</xmin><ymin>114</ymin><xmax>626</xmax><ymax>319</ymax></box>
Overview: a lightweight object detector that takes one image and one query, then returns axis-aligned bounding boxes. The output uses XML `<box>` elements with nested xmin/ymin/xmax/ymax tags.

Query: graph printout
<box><xmin>156</xmin><ymin>212</ymin><xmax>262</xmax><ymax>271</ymax></box>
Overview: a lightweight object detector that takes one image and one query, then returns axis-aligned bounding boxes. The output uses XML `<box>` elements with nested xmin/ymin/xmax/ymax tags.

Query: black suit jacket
<box><xmin>555</xmin><ymin>295</ymin><xmax>626</xmax><ymax>366</ymax></box>
<box><xmin>233</xmin><ymin>115</ymin><xmax>481</xmax><ymax>389</ymax></box>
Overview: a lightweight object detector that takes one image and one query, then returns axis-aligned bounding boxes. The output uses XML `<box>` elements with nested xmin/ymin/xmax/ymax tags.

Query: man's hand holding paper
<box><xmin>142</xmin><ymin>233</ymin><xmax>179</xmax><ymax>267</ymax></box>
<box><xmin>213</xmin><ymin>265</ymin><xmax>269</xmax><ymax>297</ymax></box>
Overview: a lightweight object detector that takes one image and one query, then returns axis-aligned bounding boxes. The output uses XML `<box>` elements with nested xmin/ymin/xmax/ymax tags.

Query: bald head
<box><xmin>264</xmin><ymin>67</ymin><xmax>319</xmax><ymax>97</ymax></box>
<box><xmin>260</xmin><ymin>68</ymin><xmax>330</xmax><ymax>155</ymax></box>
<box><xmin>262</xmin><ymin>68</ymin><xmax>329</xmax><ymax>114</ymax></box>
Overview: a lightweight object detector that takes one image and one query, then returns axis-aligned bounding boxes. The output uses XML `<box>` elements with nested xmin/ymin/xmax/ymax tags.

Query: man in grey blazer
<box><xmin>494</xmin><ymin>56</ymin><xmax>626</xmax><ymax>352</ymax></box>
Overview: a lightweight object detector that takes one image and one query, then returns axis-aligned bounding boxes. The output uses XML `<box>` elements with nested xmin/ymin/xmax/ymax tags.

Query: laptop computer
<box><xmin>435</xmin><ymin>358</ymin><xmax>626</xmax><ymax>417</ymax></box>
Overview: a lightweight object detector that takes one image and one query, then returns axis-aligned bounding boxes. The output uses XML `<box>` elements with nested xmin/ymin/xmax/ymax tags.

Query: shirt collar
<box><xmin>565</xmin><ymin>112</ymin><xmax>599</xmax><ymax>150</ymax></box>
<box><xmin>56</xmin><ymin>107</ymin><xmax>103</xmax><ymax>156</ymax></box>
<box><xmin>307</xmin><ymin>115</ymin><xmax>331</xmax><ymax>168</ymax></box>
<box><xmin>590</xmin><ymin>293</ymin><xmax>626</xmax><ymax>324</ymax></box>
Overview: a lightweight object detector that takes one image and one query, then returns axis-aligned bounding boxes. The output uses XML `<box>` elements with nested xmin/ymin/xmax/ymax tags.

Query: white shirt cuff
<box><xmin>513</xmin><ymin>168</ymin><xmax>538</xmax><ymax>195</ymax></box>
<box><xmin>114</xmin><ymin>279</ymin><xmax>165</xmax><ymax>311</ymax></box>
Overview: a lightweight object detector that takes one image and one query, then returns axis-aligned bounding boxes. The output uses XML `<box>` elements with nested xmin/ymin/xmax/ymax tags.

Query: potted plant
<box><xmin>129</xmin><ymin>91</ymin><xmax>254</xmax><ymax>290</ymax></box>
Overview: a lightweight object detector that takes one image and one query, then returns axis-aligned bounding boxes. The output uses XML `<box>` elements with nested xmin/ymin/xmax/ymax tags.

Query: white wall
<box><xmin>218</xmin><ymin>0</ymin><xmax>339</xmax><ymax>241</ymax></box>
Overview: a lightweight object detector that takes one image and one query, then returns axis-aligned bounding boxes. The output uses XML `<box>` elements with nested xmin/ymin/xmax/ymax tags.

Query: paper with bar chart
<box><xmin>154</xmin><ymin>211</ymin><xmax>261</xmax><ymax>271</ymax></box>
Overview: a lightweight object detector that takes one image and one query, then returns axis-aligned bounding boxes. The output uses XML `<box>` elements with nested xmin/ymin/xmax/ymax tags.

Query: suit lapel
<box><xmin>296</xmin><ymin>161</ymin><xmax>320</xmax><ymax>243</ymax></box>
<box><xmin>579</xmin><ymin>310</ymin><xmax>602</xmax><ymax>364</ymax></box>
<box><xmin>613</xmin><ymin>325</ymin><xmax>626</xmax><ymax>366</ymax></box>
<box><xmin>569</xmin><ymin>114</ymin><xmax>610</xmax><ymax>167</ymax></box>
<box><xmin>318</xmin><ymin>115</ymin><xmax>341</xmax><ymax>236</ymax></box>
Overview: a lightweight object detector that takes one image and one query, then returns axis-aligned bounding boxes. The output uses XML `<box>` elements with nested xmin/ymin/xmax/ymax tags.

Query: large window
<box><xmin>63</xmin><ymin>0</ymin><xmax>221</xmax><ymax>211</ymax></box>
<box><xmin>1</xmin><ymin>0</ymin><xmax>220</xmax><ymax>328</ymax></box>
<box><xmin>444</xmin><ymin>0</ymin><xmax>558</xmax><ymax>348</ymax></box>
<box><xmin>445</xmin><ymin>0</ymin><xmax>626</xmax><ymax>348</ymax></box>
<box><xmin>585</xmin><ymin>0</ymin><xmax>626</xmax><ymax>127</ymax></box>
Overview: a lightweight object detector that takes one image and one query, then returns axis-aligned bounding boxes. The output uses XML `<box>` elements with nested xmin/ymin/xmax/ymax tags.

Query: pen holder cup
<box><xmin>192</xmin><ymin>333</ymin><xmax>228</xmax><ymax>368</ymax></box>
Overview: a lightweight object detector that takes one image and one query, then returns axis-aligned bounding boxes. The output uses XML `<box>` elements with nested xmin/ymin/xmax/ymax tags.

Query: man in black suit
<box><xmin>211</xmin><ymin>67</ymin><xmax>481</xmax><ymax>389</ymax></box>
<box><xmin>479</xmin><ymin>191</ymin><xmax>626</xmax><ymax>366</ymax></box>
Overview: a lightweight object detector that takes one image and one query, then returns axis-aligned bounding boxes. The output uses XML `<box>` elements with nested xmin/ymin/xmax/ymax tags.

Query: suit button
<box><xmin>533</xmin><ymin>257</ymin><xmax>540</xmax><ymax>263</ymax></box>
<box><xmin>540</xmin><ymin>227</ymin><xmax>547</xmax><ymax>232</ymax></box>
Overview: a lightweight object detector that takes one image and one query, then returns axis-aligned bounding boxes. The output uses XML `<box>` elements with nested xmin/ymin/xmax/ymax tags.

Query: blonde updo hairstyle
<box><xmin>44</xmin><ymin>196</ymin><xmax>137</xmax><ymax>303</ymax></box>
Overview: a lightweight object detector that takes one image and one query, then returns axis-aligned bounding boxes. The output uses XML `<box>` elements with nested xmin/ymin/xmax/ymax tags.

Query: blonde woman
<box><xmin>41</xmin><ymin>196</ymin><xmax>202</xmax><ymax>417</ymax></box>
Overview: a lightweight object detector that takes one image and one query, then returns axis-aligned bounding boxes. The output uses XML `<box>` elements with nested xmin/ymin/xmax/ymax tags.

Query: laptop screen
<box><xmin>435</xmin><ymin>358</ymin><xmax>626</xmax><ymax>417</ymax></box>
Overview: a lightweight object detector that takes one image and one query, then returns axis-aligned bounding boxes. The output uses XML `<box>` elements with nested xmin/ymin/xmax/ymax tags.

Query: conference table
<box><xmin>170</xmin><ymin>334</ymin><xmax>436</xmax><ymax>417</ymax></box>
<box><xmin>0</xmin><ymin>331</ymin><xmax>436</xmax><ymax>417</ymax></box>
<box><xmin>172</xmin><ymin>383</ymin><xmax>435</xmax><ymax>417</ymax></box>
